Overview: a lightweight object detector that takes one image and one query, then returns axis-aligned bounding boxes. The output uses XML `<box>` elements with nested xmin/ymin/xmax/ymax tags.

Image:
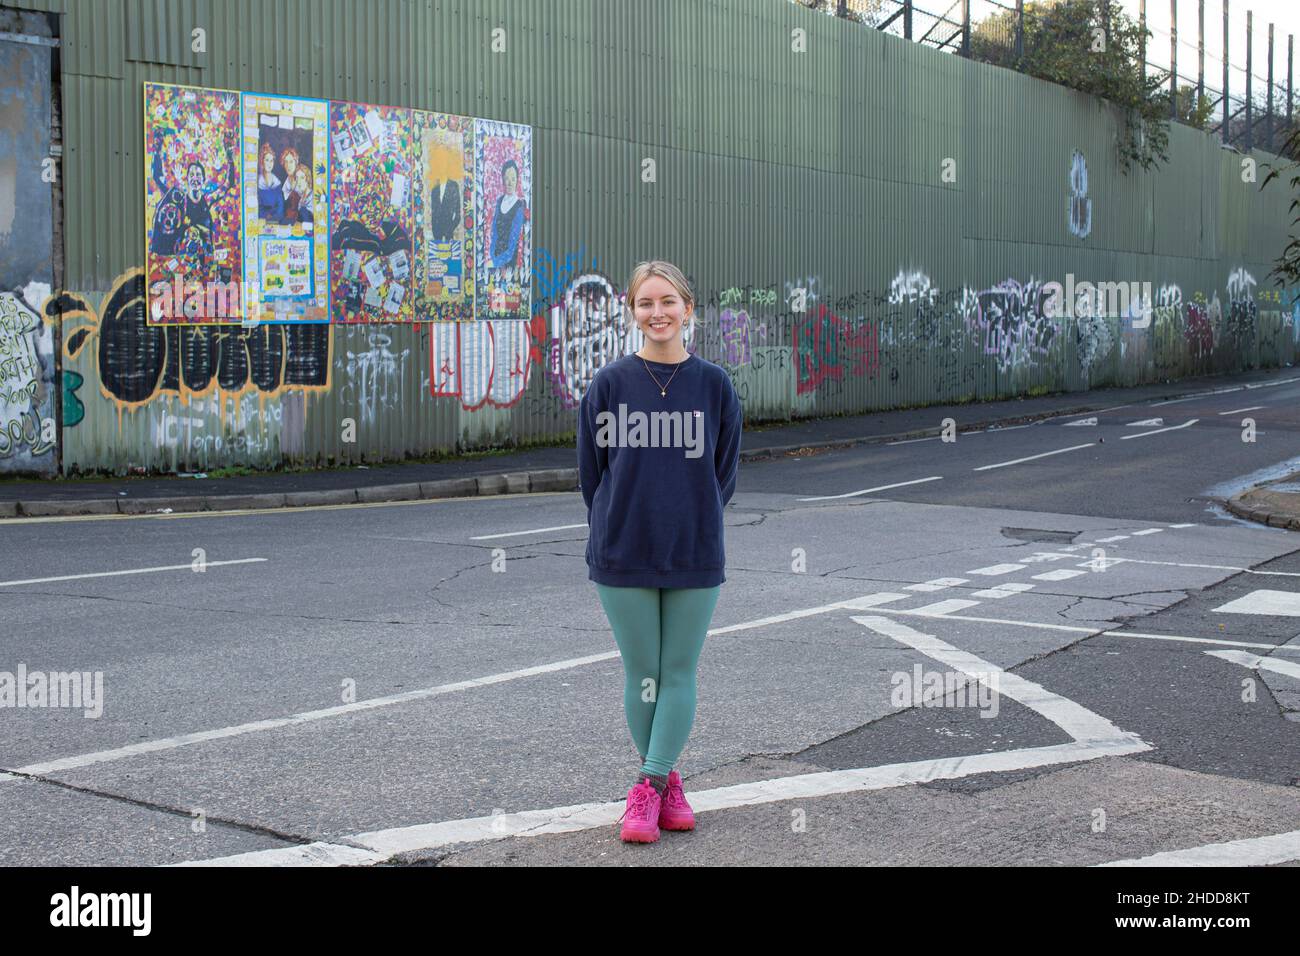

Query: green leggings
<box><xmin>595</xmin><ymin>584</ymin><xmax>722</xmax><ymax>778</ymax></box>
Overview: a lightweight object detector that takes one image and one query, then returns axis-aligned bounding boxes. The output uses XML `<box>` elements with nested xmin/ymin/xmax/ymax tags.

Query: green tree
<box><xmin>1260</xmin><ymin>124</ymin><xmax>1300</xmax><ymax>287</ymax></box>
<box><xmin>969</xmin><ymin>0</ymin><xmax>1172</xmax><ymax>173</ymax></box>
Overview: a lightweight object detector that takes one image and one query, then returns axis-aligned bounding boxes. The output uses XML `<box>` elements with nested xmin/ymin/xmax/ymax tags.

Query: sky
<box><xmin>1120</xmin><ymin>0</ymin><xmax>1300</xmax><ymax>100</ymax></box>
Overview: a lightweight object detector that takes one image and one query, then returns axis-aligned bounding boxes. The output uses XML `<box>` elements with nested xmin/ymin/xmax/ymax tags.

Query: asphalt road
<box><xmin>1</xmin><ymin>374</ymin><xmax>1298</xmax><ymax>866</ymax></box>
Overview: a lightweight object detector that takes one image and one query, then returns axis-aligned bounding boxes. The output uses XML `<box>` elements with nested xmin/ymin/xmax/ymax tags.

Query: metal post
<box><xmin>1197</xmin><ymin>0</ymin><xmax>1205</xmax><ymax>108</ymax></box>
<box><xmin>1015</xmin><ymin>0</ymin><xmax>1023</xmax><ymax>64</ymax></box>
<box><xmin>1267</xmin><ymin>24</ymin><xmax>1275</xmax><ymax>151</ymax></box>
<box><xmin>961</xmin><ymin>0</ymin><xmax>970</xmax><ymax>58</ymax></box>
<box><xmin>1140</xmin><ymin>0</ymin><xmax>1146</xmax><ymax>75</ymax></box>
<box><xmin>905</xmin><ymin>0</ymin><xmax>912</xmax><ymax>40</ymax></box>
<box><xmin>1170</xmin><ymin>0</ymin><xmax>1178</xmax><ymax>119</ymax></box>
<box><xmin>1223</xmin><ymin>0</ymin><xmax>1230</xmax><ymax>144</ymax></box>
<box><xmin>1246</xmin><ymin>11</ymin><xmax>1253</xmax><ymax>151</ymax></box>
<box><xmin>1289</xmin><ymin>36</ymin><xmax>1295</xmax><ymax>130</ymax></box>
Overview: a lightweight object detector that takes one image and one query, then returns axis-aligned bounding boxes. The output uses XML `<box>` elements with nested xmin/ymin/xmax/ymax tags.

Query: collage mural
<box><xmin>5</xmin><ymin>79</ymin><xmax>1300</xmax><ymax>475</ymax></box>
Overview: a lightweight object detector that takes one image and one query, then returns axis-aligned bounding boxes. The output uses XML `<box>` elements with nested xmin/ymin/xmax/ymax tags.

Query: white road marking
<box><xmin>851</xmin><ymin>616</ymin><xmax>1146</xmax><ymax>744</ymax></box>
<box><xmin>1032</xmin><ymin>569</ymin><xmax>1088</xmax><ymax>581</ymax></box>
<box><xmin>1204</xmin><ymin>649</ymin><xmax>1300</xmax><ymax>681</ymax></box>
<box><xmin>1119</xmin><ymin>419</ymin><xmax>1198</xmax><ymax>439</ymax></box>
<box><xmin>1211</xmin><ymin>589</ymin><xmax>1300</xmax><ymax>617</ymax></box>
<box><xmin>967</xmin><ymin>563</ymin><xmax>1027</xmax><ymax>575</ymax></box>
<box><xmin>972</xmin><ymin>443</ymin><xmax>1095</xmax><ymax>471</ymax></box>
<box><xmin>0</xmin><ymin>650</ymin><xmax>620</xmax><ymax>783</ymax></box>
<box><xmin>1168</xmin><ymin>523</ymin><xmax>1197</xmax><ymax>528</ymax></box>
<box><xmin>1078</xmin><ymin>557</ymin><xmax>1300</xmax><ymax>577</ymax></box>
<box><xmin>907</xmin><ymin>599</ymin><xmax>982</xmax><ymax>615</ymax></box>
<box><xmin>971</xmin><ymin>583</ymin><xmax>1036</xmax><ymax>599</ymax></box>
<box><xmin>1218</xmin><ymin>406</ymin><xmax>1264</xmax><ymax>415</ymax></box>
<box><xmin>1097</xmin><ymin>829</ymin><xmax>1300</xmax><ymax>867</ymax></box>
<box><xmin>1063</xmin><ymin>417</ymin><xmax>1097</xmax><ymax>426</ymax></box>
<box><xmin>1130</xmin><ymin>528</ymin><xmax>1163</xmax><ymax>536</ymax></box>
<box><xmin>797</xmin><ymin>476</ymin><xmax>943</xmax><ymax>502</ymax></box>
<box><xmin>174</xmin><ymin>739</ymin><xmax>1149</xmax><ymax>867</ymax></box>
<box><xmin>1078</xmin><ymin>556</ymin><xmax>1128</xmax><ymax>570</ymax></box>
<box><xmin>863</xmin><ymin>605</ymin><xmax>1300</xmax><ymax>653</ymax></box>
<box><xmin>470</xmin><ymin>523</ymin><xmax>587</xmax><ymax>540</ymax></box>
<box><xmin>171</xmin><ymin>615</ymin><xmax>1151</xmax><ymax>866</ymax></box>
<box><xmin>708</xmin><ymin>593</ymin><xmax>909</xmax><ymax>634</ymax></box>
<box><xmin>1093</xmin><ymin>535</ymin><xmax>1129</xmax><ymax>543</ymax></box>
<box><xmin>1125</xmin><ymin>418</ymin><xmax>1164</xmax><ymax>427</ymax></box>
<box><xmin>1018</xmin><ymin>553</ymin><xmax>1071</xmax><ymax>563</ymax></box>
<box><xmin>905</xmin><ymin>577</ymin><xmax>969</xmax><ymax>592</ymax></box>
<box><xmin>0</xmin><ymin>558</ymin><xmax>267</xmax><ymax>588</ymax></box>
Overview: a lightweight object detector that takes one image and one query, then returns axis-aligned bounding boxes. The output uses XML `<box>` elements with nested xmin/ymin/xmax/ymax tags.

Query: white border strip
<box><xmin>1097</xmin><ymin>829</ymin><xmax>1300</xmax><ymax>866</ymax></box>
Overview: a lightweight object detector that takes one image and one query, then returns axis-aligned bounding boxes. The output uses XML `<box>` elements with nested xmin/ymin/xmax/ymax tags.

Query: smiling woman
<box><xmin>577</xmin><ymin>259</ymin><xmax>743</xmax><ymax>845</ymax></box>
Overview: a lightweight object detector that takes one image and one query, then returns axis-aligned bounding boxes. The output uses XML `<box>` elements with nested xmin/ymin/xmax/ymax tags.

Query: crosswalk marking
<box><xmin>1211</xmin><ymin>589</ymin><xmax>1300</xmax><ymax>617</ymax></box>
<box><xmin>905</xmin><ymin>577</ymin><xmax>969</xmax><ymax>592</ymax></box>
<box><xmin>1032</xmin><ymin>569</ymin><xmax>1088</xmax><ymax>581</ymax></box>
<box><xmin>971</xmin><ymin>583</ymin><xmax>1037</xmax><ymax>599</ymax></box>
<box><xmin>967</xmin><ymin>563</ymin><xmax>1027</xmax><ymax>576</ymax></box>
<box><xmin>908</xmin><ymin>599</ymin><xmax>982</xmax><ymax>615</ymax></box>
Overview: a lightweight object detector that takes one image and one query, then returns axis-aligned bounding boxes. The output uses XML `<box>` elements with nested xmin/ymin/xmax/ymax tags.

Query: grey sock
<box><xmin>637</xmin><ymin>773</ymin><xmax>669</xmax><ymax>797</ymax></box>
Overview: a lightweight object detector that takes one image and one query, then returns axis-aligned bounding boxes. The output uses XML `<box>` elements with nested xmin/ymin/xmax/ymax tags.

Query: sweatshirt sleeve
<box><xmin>577</xmin><ymin>379</ymin><xmax>607</xmax><ymax>517</ymax></box>
<box><xmin>715</xmin><ymin>375</ymin><xmax>743</xmax><ymax>508</ymax></box>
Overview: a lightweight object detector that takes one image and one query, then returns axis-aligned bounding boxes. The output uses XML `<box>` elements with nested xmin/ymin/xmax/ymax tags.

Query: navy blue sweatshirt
<box><xmin>578</xmin><ymin>352</ymin><xmax>743</xmax><ymax>588</ymax></box>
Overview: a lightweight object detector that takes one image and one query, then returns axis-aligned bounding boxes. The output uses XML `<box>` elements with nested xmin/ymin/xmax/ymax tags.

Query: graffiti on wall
<box><xmin>962</xmin><ymin>277</ymin><xmax>1060</xmax><ymax>372</ymax></box>
<box><xmin>1225</xmin><ymin>267</ymin><xmax>1258</xmax><ymax>353</ymax></box>
<box><xmin>0</xmin><ymin>291</ymin><xmax>55</xmax><ymax>462</ymax></box>
<box><xmin>57</xmin><ymin>269</ymin><xmax>331</xmax><ymax>412</ymax></box>
<box><xmin>1068</xmin><ymin>149</ymin><xmax>1092</xmax><ymax>239</ymax></box>
<box><xmin>241</xmin><ymin>92</ymin><xmax>330</xmax><ymax>323</ymax></box>
<box><xmin>794</xmin><ymin>302</ymin><xmax>880</xmax><ymax>395</ymax></box>
<box><xmin>144</xmin><ymin>83</ymin><xmax>243</xmax><ymax>323</ymax></box>
<box><xmin>546</xmin><ymin>271</ymin><xmax>640</xmax><ymax>408</ymax></box>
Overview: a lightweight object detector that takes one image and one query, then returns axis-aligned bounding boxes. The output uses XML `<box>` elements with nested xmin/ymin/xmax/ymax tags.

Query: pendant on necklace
<box><xmin>661</xmin><ymin>390</ymin><xmax>666</xmax><ymax>397</ymax></box>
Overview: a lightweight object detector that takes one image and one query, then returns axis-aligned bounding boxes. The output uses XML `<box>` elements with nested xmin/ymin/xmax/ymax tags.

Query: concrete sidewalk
<box><xmin>1</xmin><ymin>365</ymin><xmax>1297</xmax><ymax>519</ymax></box>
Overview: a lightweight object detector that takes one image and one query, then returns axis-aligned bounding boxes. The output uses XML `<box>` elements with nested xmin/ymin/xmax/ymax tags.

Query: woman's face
<box><xmin>284</xmin><ymin>153</ymin><xmax>298</xmax><ymax>177</ymax></box>
<box><xmin>633</xmin><ymin>275</ymin><xmax>691</xmax><ymax>347</ymax></box>
<box><xmin>262</xmin><ymin>151</ymin><xmax>274</xmax><ymax>174</ymax></box>
<box><xmin>503</xmin><ymin>166</ymin><xmax>517</xmax><ymax>194</ymax></box>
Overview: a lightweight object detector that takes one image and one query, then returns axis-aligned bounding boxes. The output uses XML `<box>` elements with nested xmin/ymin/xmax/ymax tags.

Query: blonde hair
<box><xmin>626</xmin><ymin>260</ymin><xmax>695</xmax><ymax>320</ymax></box>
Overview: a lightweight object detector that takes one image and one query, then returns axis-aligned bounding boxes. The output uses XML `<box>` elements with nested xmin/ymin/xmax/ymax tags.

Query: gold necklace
<box><xmin>639</xmin><ymin>352</ymin><xmax>690</xmax><ymax>397</ymax></box>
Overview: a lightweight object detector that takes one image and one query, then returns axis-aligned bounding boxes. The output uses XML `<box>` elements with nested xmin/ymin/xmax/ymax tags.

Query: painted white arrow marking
<box><xmin>1126</xmin><ymin>418</ymin><xmax>1164</xmax><ymax>427</ymax></box>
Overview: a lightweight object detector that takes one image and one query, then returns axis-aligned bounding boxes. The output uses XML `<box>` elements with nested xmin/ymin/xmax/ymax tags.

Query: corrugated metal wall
<box><xmin>4</xmin><ymin>0</ymin><xmax>1296</xmax><ymax>476</ymax></box>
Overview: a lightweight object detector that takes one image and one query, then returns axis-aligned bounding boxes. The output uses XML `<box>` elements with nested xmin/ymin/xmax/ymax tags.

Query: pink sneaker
<box><xmin>658</xmin><ymin>770</ymin><xmax>695</xmax><ymax>831</ymax></box>
<box><xmin>618</xmin><ymin>778</ymin><xmax>661</xmax><ymax>843</ymax></box>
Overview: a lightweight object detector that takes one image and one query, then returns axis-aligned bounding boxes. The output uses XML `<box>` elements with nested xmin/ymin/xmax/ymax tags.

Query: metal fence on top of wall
<box><xmin>0</xmin><ymin>0</ymin><xmax>1296</xmax><ymax>478</ymax></box>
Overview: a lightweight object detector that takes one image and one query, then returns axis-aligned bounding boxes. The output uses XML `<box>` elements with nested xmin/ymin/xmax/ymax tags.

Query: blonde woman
<box><xmin>577</xmin><ymin>260</ymin><xmax>743</xmax><ymax>843</ymax></box>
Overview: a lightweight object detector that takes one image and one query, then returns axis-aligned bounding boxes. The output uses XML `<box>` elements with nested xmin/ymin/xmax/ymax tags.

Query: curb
<box><xmin>0</xmin><ymin>377</ymin><xmax>1291</xmax><ymax>520</ymax></box>
<box><xmin>1223</xmin><ymin>494</ymin><xmax>1300</xmax><ymax>531</ymax></box>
